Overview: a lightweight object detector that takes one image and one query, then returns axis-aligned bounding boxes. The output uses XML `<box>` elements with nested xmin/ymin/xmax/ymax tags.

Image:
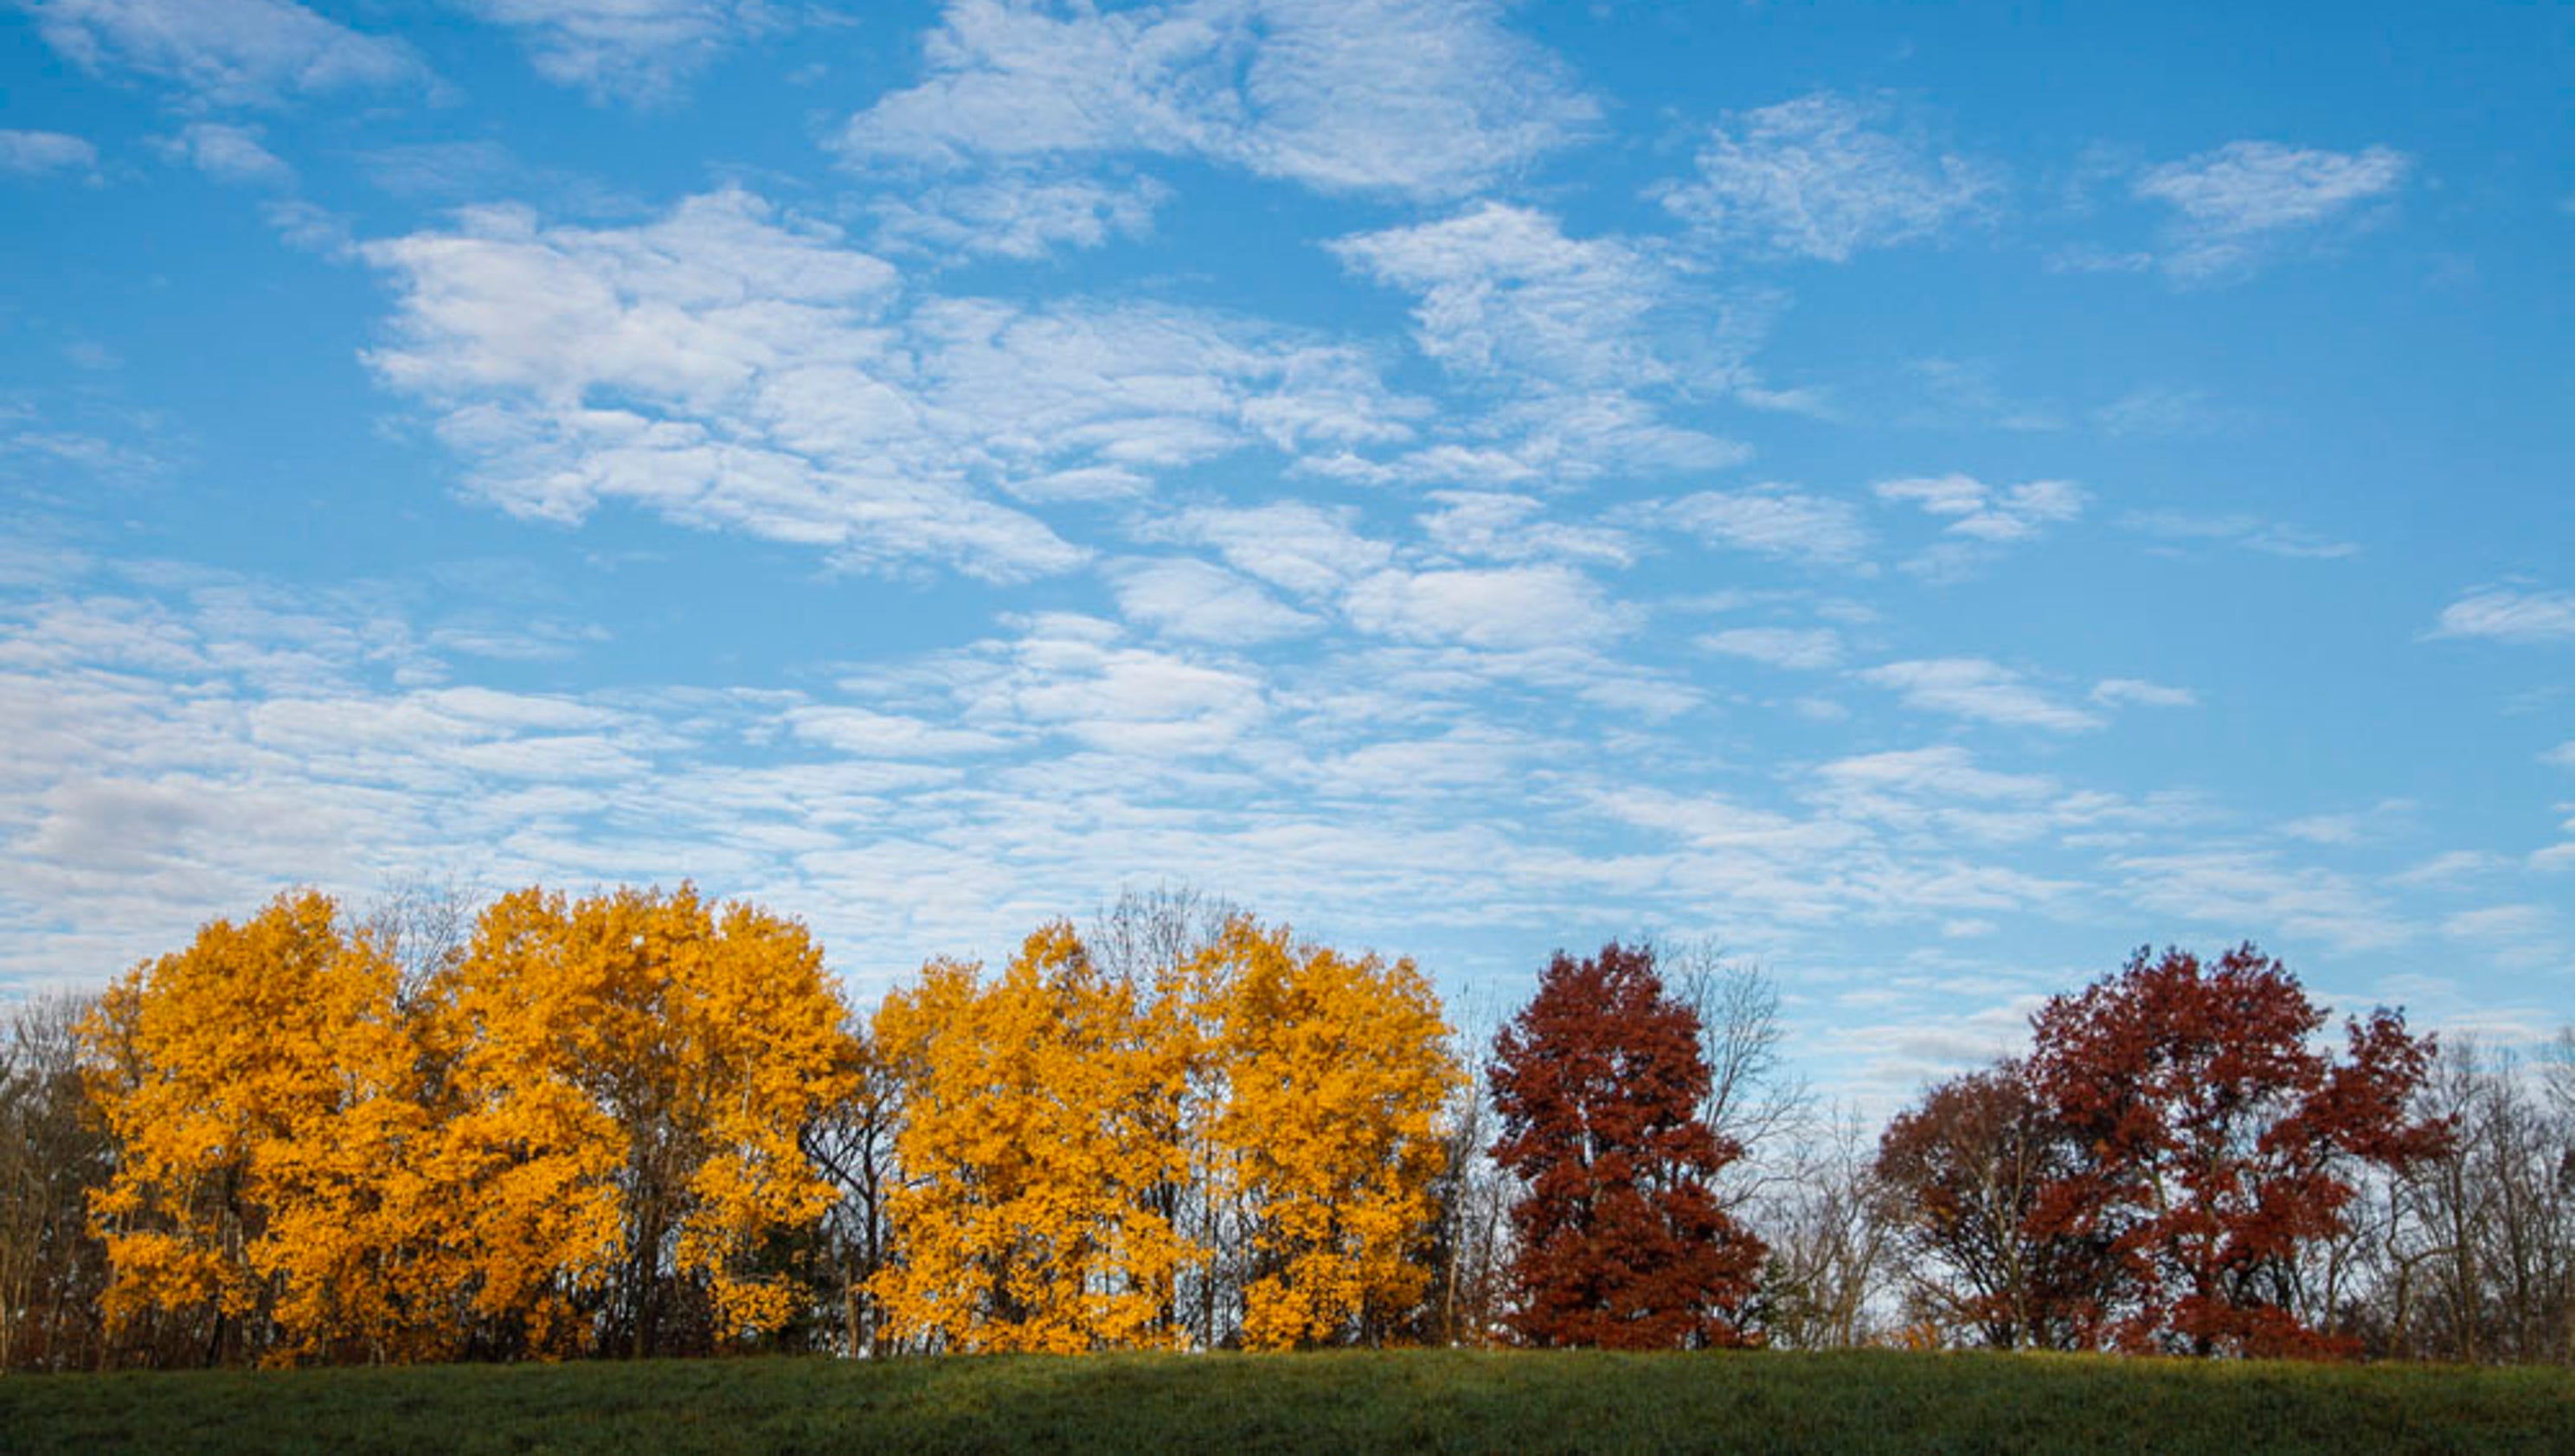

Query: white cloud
<box><xmin>160</xmin><ymin>121</ymin><xmax>292</xmax><ymax>186</ymax></box>
<box><xmin>363</xmin><ymin>188</ymin><xmax>1424</xmax><ymax>580</ymax></box>
<box><xmin>3</xmin><ymin>550</ymin><xmax>2517</xmax><ymax>1111</ymax></box>
<box><xmin>2133</xmin><ymin>141</ymin><xmax>2410</xmax><ymax>281</ymax></box>
<box><xmin>2545</xmin><ymin>741</ymin><xmax>2575</xmax><ymax>771</ymax></box>
<box><xmin>1639</xmin><ymin>485</ymin><xmax>1872</xmax><ymax>568</ymax></box>
<box><xmin>1334</xmin><ymin>391</ymin><xmax>1748</xmax><ymax>488</ymax></box>
<box><xmin>2090</xmin><ymin>386</ymin><xmax>2238</xmax><ymax>439</ymax></box>
<box><xmin>835</xmin><ymin>0</ymin><xmax>1596</xmax><ymax>200</ymax></box>
<box><xmin>1862</xmin><ymin>658</ymin><xmax>2104</xmax><ymax>733</ymax></box>
<box><xmin>785</xmin><ymin>705</ymin><xmax>1009</xmax><ymax>759</ymax></box>
<box><xmin>1343</xmin><ymin>563</ymin><xmax>1628</xmax><ymax>650</ymax></box>
<box><xmin>2091</xmin><ymin>677</ymin><xmax>2197</xmax><ymax>709</ymax></box>
<box><xmin>1105</xmin><ymin>557</ymin><xmax>1320</xmax><ymax>645</ymax></box>
<box><xmin>1327</xmin><ymin>203</ymin><xmax>1763</xmax><ymax>483</ymax></box>
<box><xmin>870</xmin><ymin>173</ymin><xmax>1165</xmax><ymax>260</ymax></box>
<box><xmin>1876</xmin><ymin>473</ymin><xmax>2084</xmax><ymax>543</ymax></box>
<box><xmin>2122</xmin><ymin>509</ymin><xmax>2359</xmax><ymax>561</ymax></box>
<box><xmin>1655</xmin><ymin>91</ymin><xmax>2002</xmax><ymax>262</ymax></box>
<box><xmin>1899</xmin><ymin>356</ymin><xmax>2064</xmax><ymax>433</ymax></box>
<box><xmin>0</xmin><ymin>129</ymin><xmax>97</xmax><ymax>178</ymax></box>
<box><xmin>1700</xmin><ymin>626</ymin><xmax>1843</xmax><ymax>670</ymax></box>
<box><xmin>1144</xmin><ymin>501</ymin><xmax>1394</xmax><ymax>599</ymax></box>
<box><xmin>2442</xmin><ymin>904</ymin><xmax>2557</xmax><ymax>946</ymax></box>
<box><xmin>2113</xmin><ymin>848</ymin><xmax>2413</xmax><ymax>954</ymax></box>
<box><xmin>2392</xmin><ymin>850</ymin><xmax>2509</xmax><ymax>887</ymax></box>
<box><xmin>262</xmin><ymin>197</ymin><xmax>353</xmax><ymax>257</ymax></box>
<box><xmin>1418</xmin><ymin>491</ymin><xmax>1632</xmax><ymax>568</ymax></box>
<box><xmin>1876</xmin><ymin>474</ymin><xmax>2084</xmax><ymax>580</ymax></box>
<box><xmin>2430</xmin><ymin>586</ymin><xmax>2575</xmax><ymax>645</ymax></box>
<box><xmin>28</xmin><ymin>0</ymin><xmax>425</xmax><ymax>107</ymax></box>
<box><xmin>1332</xmin><ymin>202</ymin><xmax>1691</xmax><ymax>391</ymax></box>
<box><xmin>916</xmin><ymin>614</ymin><xmax>1276</xmax><ymax>759</ymax></box>
<box><xmin>453</xmin><ymin>0</ymin><xmax>770</xmax><ymax>105</ymax></box>
<box><xmin>1818</xmin><ymin>745</ymin><xmax>2054</xmax><ymax>805</ymax></box>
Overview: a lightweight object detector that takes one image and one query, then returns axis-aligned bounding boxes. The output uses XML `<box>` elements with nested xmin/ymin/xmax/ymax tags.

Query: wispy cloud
<box><xmin>1655</xmin><ymin>91</ymin><xmax>2002</xmax><ymax>262</ymax></box>
<box><xmin>1342</xmin><ymin>563</ymin><xmax>1628</xmax><ymax>651</ymax></box>
<box><xmin>2430</xmin><ymin>586</ymin><xmax>2575</xmax><ymax>645</ymax></box>
<box><xmin>1634</xmin><ymin>485</ymin><xmax>1872</xmax><ymax>568</ymax></box>
<box><xmin>362</xmin><ymin>188</ymin><xmax>1427</xmax><ymax>580</ymax></box>
<box><xmin>2089</xmin><ymin>386</ymin><xmax>2240</xmax><ymax>439</ymax></box>
<box><xmin>453</xmin><ymin>0</ymin><xmax>774</xmax><ymax>105</ymax></box>
<box><xmin>1877</xmin><ymin>474</ymin><xmax>2085</xmax><ymax>542</ymax></box>
<box><xmin>1417</xmin><ymin>492</ymin><xmax>1634</xmax><ymax>568</ymax></box>
<box><xmin>1328</xmin><ymin>202</ymin><xmax>1757</xmax><ymax>482</ymax></box>
<box><xmin>1876</xmin><ymin>474</ymin><xmax>2084</xmax><ymax>580</ymax></box>
<box><xmin>1105</xmin><ymin>557</ymin><xmax>1320</xmax><ymax>646</ymax></box>
<box><xmin>1700</xmin><ymin>626</ymin><xmax>1844</xmax><ymax>670</ymax></box>
<box><xmin>0</xmin><ymin>129</ymin><xmax>99</xmax><ymax>179</ymax></box>
<box><xmin>2112</xmin><ymin>847</ymin><xmax>2417</xmax><ymax>955</ymax></box>
<box><xmin>834</xmin><ymin>0</ymin><xmax>1596</xmax><ymax>200</ymax></box>
<box><xmin>2132</xmin><ymin>140</ymin><xmax>2410</xmax><ymax>282</ymax></box>
<box><xmin>1142</xmin><ymin>501</ymin><xmax>1393</xmax><ymax>600</ymax></box>
<box><xmin>2442</xmin><ymin>903</ymin><xmax>2558</xmax><ymax>946</ymax></box>
<box><xmin>2091</xmin><ymin>677</ymin><xmax>2197</xmax><ymax>709</ymax></box>
<box><xmin>870</xmin><ymin>173</ymin><xmax>1165</xmax><ymax>261</ymax></box>
<box><xmin>27</xmin><ymin>0</ymin><xmax>426</xmax><ymax>107</ymax></box>
<box><xmin>1862</xmin><ymin>657</ymin><xmax>2104</xmax><ymax>732</ymax></box>
<box><xmin>157</xmin><ymin>120</ymin><xmax>292</xmax><ymax>186</ymax></box>
<box><xmin>1332</xmin><ymin>202</ymin><xmax>1704</xmax><ymax>391</ymax></box>
<box><xmin>2122</xmin><ymin>509</ymin><xmax>2359</xmax><ymax>561</ymax></box>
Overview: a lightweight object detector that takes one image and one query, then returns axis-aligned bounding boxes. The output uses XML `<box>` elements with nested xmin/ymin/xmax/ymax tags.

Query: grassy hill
<box><xmin>4</xmin><ymin>1349</ymin><xmax>2570</xmax><ymax>1454</ymax></box>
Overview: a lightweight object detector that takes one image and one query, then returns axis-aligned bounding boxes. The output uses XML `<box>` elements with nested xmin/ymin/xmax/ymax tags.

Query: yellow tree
<box><xmin>1204</xmin><ymin>918</ymin><xmax>1460</xmax><ymax>1349</ymax></box>
<box><xmin>872</xmin><ymin>923</ymin><xmax>1196</xmax><ymax>1352</ymax></box>
<box><xmin>424</xmin><ymin>884</ymin><xmax>856</xmax><ymax>1357</ymax></box>
<box><xmin>81</xmin><ymin>891</ymin><xmax>453</xmax><ymax>1364</ymax></box>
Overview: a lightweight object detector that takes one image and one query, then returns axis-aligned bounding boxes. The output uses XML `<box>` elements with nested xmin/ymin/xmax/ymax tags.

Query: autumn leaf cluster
<box><xmin>21</xmin><ymin>887</ymin><xmax>2481</xmax><ymax>1370</ymax></box>
<box><xmin>82</xmin><ymin>886</ymin><xmax>855</xmax><ymax>1363</ymax></box>
<box><xmin>67</xmin><ymin>888</ymin><xmax>1474</xmax><ymax>1363</ymax></box>
<box><xmin>871</xmin><ymin>915</ymin><xmax>1459</xmax><ymax>1351</ymax></box>
<box><xmin>1874</xmin><ymin>945</ymin><xmax>2448</xmax><ymax>1357</ymax></box>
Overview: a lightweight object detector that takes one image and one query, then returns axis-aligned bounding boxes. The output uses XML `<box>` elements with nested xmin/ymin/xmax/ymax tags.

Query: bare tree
<box><xmin>800</xmin><ymin>1020</ymin><xmax>903</xmax><ymax>1357</ymax></box>
<box><xmin>359</xmin><ymin>873</ymin><xmax>481</xmax><ymax>1010</ymax></box>
<box><xmin>1660</xmin><ymin>939</ymin><xmax>1812</xmax><ymax>1211</ymax></box>
<box><xmin>2362</xmin><ymin>1036</ymin><xmax>2575</xmax><ymax>1363</ymax></box>
<box><xmin>0</xmin><ymin>994</ymin><xmax>112</xmax><ymax>1370</ymax></box>
<box><xmin>1086</xmin><ymin>884</ymin><xmax>1243</xmax><ymax>1348</ymax></box>
<box><xmin>1751</xmin><ymin>1109</ymin><xmax>1900</xmax><ymax>1349</ymax></box>
<box><xmin>1420</xmin><ymin>991</ymin><xmax>1512</xmax><ymax>1347</ymax></box>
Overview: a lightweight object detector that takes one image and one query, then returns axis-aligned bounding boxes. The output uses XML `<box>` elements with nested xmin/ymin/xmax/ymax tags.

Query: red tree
<box><xmin>1489</xmin><ymin>942</ymin><xmax>1763</xmax><ymax>1348</ymax></box>
<box><xmin>2023</xmin><ymin>945</ymin><xmax>2447</xmax><ymax>1357</ymax></box>
<box><xmin>1875</xmin><ymin>1060</ymin><xmax>2121</xmax><ymax>1350</ymax></box>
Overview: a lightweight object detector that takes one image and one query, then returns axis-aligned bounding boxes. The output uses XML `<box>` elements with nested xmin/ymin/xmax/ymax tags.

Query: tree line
<box><xmin>2</xmin><ymin>882</ymin><xmax>2569</xmax><ymax>1369</ymax></box>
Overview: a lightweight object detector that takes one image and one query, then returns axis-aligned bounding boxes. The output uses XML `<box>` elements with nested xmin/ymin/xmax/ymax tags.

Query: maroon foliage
<box><xmin>1875</xmin><ymin>1060</ymin><xmax>2120</xmax><ymax>1350</ymax></box>
<box><xmin>2023</xmin><ymin>944</ymin><xmax>2449</xmax><ymax>1357</ymax></box>
<box><xmin>1488</xmin><ymin>942</ymin><xmax>1764</xmax><ymax>1348</ymax></box>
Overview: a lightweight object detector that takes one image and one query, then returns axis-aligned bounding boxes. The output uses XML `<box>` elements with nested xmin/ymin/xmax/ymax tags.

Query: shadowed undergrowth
<box><xmin>6</xmin><ymin>1350</ymin><xmax>2572</xmax><ymax>1454</ymax></box>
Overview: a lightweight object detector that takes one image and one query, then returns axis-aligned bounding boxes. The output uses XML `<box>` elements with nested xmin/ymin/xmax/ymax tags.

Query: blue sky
<box><xmin>3</xmin><ymin>0</ymin><xmax>2569</xmax><ymax>1107</ymax></box>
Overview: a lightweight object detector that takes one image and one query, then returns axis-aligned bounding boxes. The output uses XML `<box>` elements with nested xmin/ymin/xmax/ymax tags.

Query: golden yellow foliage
<box><xmin>81</xmin><ymin>891</ymin><xmax>454</xmax><ymax>1363</ymax></box>
<box><xmin>872</xmin><ymin>924</ymin><xmax>1197</xmax><ymax>1352</ymax></box>
<box><xmin>1204</xmin><ymin>919</ymin><xmax>1459</xmax><ymax>1350</ymax></box>
<box><xmin>874</xmin><ymin>914</ymin><xmax>1458</xmax><ymax>1353</ymax></box>
<box><xmin>76</xmin><ymin>882</ymin><xmax>1453</xmax><ymax>1364</ymax></box>
<box><xmin>425</xmin><ymin>885</ymin><xmax>857</xmax><ymax>1356</ymax></box>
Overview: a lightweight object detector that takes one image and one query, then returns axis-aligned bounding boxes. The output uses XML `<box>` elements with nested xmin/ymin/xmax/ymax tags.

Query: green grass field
<box><xmin>4</xmin><ymin>1350</ymin><xmax>2570</xmax><ymax>1454</ymax></box>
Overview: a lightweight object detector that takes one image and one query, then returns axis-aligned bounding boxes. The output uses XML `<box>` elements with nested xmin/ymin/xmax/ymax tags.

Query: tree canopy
<box><xmin>1488</xmin><ymin>941</ymin><xmax>1763</xmax><ymax>1348</ymax></box>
